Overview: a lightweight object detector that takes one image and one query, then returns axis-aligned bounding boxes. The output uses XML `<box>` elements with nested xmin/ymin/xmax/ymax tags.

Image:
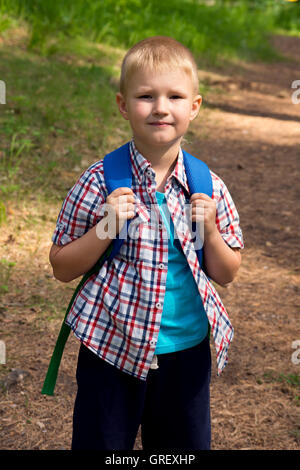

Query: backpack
<box><xmin>41</xmin><ymin>142</ymin><xmax>212</xmax><ymax>395</ymax></box>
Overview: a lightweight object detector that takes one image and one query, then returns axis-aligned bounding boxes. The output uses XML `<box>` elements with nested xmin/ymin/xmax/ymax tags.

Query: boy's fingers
<box><xmin>111</xmin><ymin>187</ymin><xmax>135</xmax><ymax>196</ymax></box>
<box><xmin>191</xmin><ymin>205</ymin><xmax>205</xmax><ymax>212</ymax></box>
<box><xmin>191</xmin><ymin>207</ymin><xmax>204</xmax><ymax>217</ymax></box>
<box><xmin>190</xmin><ymin>193</ymin><xmax>212</xmax><ymax>202</ymax></box>
<box><xmin>108</xmin><ymin>195</ymin><xmax>135</xmax><ymax>208</ymax></box>
<box><xmin>190</xmin><ymin>200</ymin><xmax>210</xmax><ymax>209</ymax></box>
<box><xmin>109</xmin><ymin>189</ymin><xmax>135</xmax><ymax>205</ymax></box>
<box><xmin>119</xmin><ymin>211</ymin><xmax>135</xmax><ymax>219</ymax></box>
<box><xmin>118</xmin><ymin>194</ymin><xmax>135</xmax><ymax>204</ymax></box>
<box><xmin>118</xmin><ymin>202</ymin><xmax>135</xmax><ymax>212</ymax></box>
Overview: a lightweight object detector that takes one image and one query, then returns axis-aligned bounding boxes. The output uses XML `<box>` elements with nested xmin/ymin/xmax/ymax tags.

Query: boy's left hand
<box><xmin>189</xmin><ymin>193</ymin><xmax>217</xmax><ymax>238</ymax></box>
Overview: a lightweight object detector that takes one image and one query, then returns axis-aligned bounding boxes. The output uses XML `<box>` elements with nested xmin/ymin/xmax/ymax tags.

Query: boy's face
<box><xmin>116</xmin><ymin>67</ymin><xmax>201</xmax><ymax>155</ymax></box>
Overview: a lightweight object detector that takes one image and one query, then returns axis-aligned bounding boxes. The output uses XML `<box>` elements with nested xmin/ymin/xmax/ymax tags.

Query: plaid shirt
<box><xmin>52</xmin><ymin>140</ymin><xmax>244</xmax><ymax>380</ymax></box>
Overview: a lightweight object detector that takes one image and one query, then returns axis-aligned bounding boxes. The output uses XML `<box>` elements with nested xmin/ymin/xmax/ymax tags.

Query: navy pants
<box><xmin>71</xmin><ymin>337</ymin><xmax>211</xmax><ymax>451</ymax></box>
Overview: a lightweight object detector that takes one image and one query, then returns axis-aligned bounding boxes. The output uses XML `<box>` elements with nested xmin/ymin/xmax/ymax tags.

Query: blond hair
<box><xmin>119</xmin><ymin>36</ymin><xmax>199</xmax><ymax>96</ymax></box>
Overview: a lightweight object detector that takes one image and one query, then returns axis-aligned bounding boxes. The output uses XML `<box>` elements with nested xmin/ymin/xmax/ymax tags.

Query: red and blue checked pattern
<box><xmin>52</xmin><ymin>140</ymin><xmax>244</xmax><ymax>379</ymax></box>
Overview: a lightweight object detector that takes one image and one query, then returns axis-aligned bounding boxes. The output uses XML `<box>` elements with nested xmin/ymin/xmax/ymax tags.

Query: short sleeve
<box><xmin>211</xmin><ymin>171</ymin><xmax>244</xmax><ymax>249</ymax></box>
<box><xmin>52</xmin><ymin>161</ymin><xmax>108</xmax><ymax>246</ymax></box>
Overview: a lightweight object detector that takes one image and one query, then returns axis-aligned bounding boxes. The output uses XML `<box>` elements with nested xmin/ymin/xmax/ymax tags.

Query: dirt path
<box><xmin>0</xmin><ymin>35</ymin><xmax>299</xmax><ymax>450</ymax></box>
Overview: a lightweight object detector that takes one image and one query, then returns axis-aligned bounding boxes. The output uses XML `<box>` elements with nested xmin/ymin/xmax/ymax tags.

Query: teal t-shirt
<box><xmin>155</xmin><ymin>190</ymin><xmax>209</xmax><ymax>354</ymax></box>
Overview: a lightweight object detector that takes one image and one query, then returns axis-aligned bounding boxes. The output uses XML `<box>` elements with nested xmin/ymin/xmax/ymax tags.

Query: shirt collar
<box><xmin>129</xmin><ymin>139</ymin><xmax>190</xmax><ymax>195</ymax></box>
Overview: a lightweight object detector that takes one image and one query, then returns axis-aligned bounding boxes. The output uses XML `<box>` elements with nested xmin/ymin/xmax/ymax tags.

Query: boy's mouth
<box><xmin>149</xmin><ymin>121</ymin><xmax>173</xmax><ymax>127</ymax></box>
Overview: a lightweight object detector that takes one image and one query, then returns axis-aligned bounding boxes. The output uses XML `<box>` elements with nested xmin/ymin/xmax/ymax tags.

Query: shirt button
<box><xmin>149</xmin><ymin>339</ymin><xmax>157</xmax><ymax>346</ymax></box>
<box><xmin>158</xmin><ymin>263</ymin><xmax>164</xmax><ymax>270</ymax></box>
<box><xmin>147</xmin><ymin>187</ymin><xmax>152</xmax><ymax>194</ymax></box>
<box><xmin>146</xmin><ymin>169</ymin><xmax>152</xmax><ymax>177</ymax></box>
<box><xmin>158</xmin><ymin>223</ymin><xmax>163</xmax><ymax>229</ymax></box>
<box><xmin>155</xmin><ymin>302</ymin><xmax>162</xmax><ymax>309</ymax></box>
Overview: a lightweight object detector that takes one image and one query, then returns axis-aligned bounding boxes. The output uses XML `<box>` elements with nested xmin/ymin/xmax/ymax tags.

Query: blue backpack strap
<box><xmin>182</xmin><ymin>150</ymin><xmax>212</xmax><ymax>197</ymax></box>
<box><xmin>182</xmin><ymin>149</ymin><xmax>213</xmax><ymax>268</ymax></box>
<box><xmin>103</xmin><ymin>142</ymin><xmax>132</xmax><ymax>192</ymax></box>
<box><xmin>102</xmin><ymin>141</ymin><xmax>132</xmax><ymax>264</ymax></box>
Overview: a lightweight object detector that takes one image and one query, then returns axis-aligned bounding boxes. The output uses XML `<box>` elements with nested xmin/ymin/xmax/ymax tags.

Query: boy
<box><xmin>49</xmin><ymin>36</ymin><xmax>243</xmax><ymax>450</ymax></box>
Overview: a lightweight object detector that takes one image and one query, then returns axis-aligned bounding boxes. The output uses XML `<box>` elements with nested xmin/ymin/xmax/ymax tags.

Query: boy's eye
<box><xmin>136</xmin><ymin>94</ymin><xmax>184</xmax><ymax>100</ymax></box>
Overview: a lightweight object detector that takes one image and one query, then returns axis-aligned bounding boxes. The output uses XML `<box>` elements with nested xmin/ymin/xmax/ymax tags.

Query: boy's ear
<box><xmin>190</xmin><ymin>94</ymin><xmax>202</xmax><ymax>121</ymax></box>
<box><xmin>116</xmin><ymin>92</ymin><xmax>129</xmax><ymax>120</ymax></box>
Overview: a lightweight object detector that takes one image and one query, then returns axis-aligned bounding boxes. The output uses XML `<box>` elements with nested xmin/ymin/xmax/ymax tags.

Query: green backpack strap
<box><xmin>41</xmin><ymin>247</ymin><xmax>112</xmax><ymax>396</ymax></box>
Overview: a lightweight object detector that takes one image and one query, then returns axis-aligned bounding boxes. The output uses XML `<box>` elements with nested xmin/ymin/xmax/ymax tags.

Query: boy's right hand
<box><xmin>106</xmin><ymin>187</ymin><xmax>136</xmax><ymax>235</ymax></box>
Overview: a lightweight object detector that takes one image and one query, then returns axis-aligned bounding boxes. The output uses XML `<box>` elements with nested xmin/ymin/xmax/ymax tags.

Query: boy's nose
<box><xmin>153</xmin><ymin>97</ymin><xmax>168</xmax><ymax>115</ymax></box>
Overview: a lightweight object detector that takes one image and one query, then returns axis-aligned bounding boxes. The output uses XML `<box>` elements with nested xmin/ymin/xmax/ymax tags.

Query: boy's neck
<box><xmin>133</xmin><ymin>138</ymin><xmax>181</xmax><ymax>173</ymax></box>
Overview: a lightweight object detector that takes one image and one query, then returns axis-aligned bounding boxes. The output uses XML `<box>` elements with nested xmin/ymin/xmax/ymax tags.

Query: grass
<box><xmin>0</xmin><ymin>258</ymin><xmax>15</xmax><ymax>296</ymax></box>
<box><xmin>0</xmin><ymin>35</ymin><xmax>128</xmax><ymax>205</ymax></box>
<box><xmin>258</xmin><ymin>370</ymin><xmax>300</xmax><ymax>406</ymax></box>
<box><xmin>272</xmin><ymin>0</ymin><xmax>300</xmax><ymax>36</ymax></box>
<box><xmin>263</xmin><ymin>370</ymin><xmax>300</xmax><ymax>387</ymax></box>
<box><xmin>0</xmin><ymin>0</ymin><xmax>285</xmax><ymax>62</ymax></box>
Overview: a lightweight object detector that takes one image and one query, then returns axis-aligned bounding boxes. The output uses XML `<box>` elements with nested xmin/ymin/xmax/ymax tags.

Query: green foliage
<box><xmin>1</xmin><ymin>0</ymin><xmax>294</xmax><ymax>62</ymax></box>
<box><xmin>272</xmin><ymin>0</ymin><xmax>300</xmax><ymax>35</ymax></box>
<box><xmin>0</xmin><ymin>201</ymin><xmax>6</xmax><ymax>225</ymax></box>
<box><xmin>0</xmin><ymin>43</ymin><xmax>121</xmax><ymax>202</ymax></box>
<box><xmin>0</xmin><ymin>258</ymin><xmax>15</xmax><ymax>295</ymax></box>
<box><xmin>264</xmin><ymin>370</ymin><xmax>299</xmax><ymax>387</ymax></box>
<box><xmin>262</xmin><ymin>370</ymin><xmax>300</xmax><ymax>406</ymax></box>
